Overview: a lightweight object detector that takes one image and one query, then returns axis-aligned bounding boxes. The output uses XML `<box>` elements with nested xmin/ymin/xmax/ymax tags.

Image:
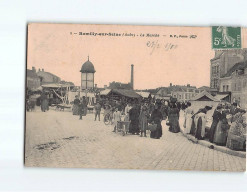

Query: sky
<box><xmin>27</xmin><ymin>23</ymin><xmax>215</xmax><ymax>89</ymax></box>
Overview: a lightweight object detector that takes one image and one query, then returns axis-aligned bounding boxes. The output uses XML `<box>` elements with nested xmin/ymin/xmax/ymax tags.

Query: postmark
<box><xmin>212</xmin><ymin>26</ymin><xmax>241</xmax><ymax>49</ymax></box>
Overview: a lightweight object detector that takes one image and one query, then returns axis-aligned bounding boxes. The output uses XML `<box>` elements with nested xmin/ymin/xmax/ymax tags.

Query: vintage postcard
<box><xmin>25</xmin><ymin>23</ymin><xmax>246</xmax><ymax>171</ymax></box>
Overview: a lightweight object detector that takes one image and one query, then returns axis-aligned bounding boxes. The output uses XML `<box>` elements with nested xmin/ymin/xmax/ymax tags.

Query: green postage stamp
<box><xmin>212</xmin><ymin>26</ymin><xmax>241</xmax><ymax>49</ymax></box>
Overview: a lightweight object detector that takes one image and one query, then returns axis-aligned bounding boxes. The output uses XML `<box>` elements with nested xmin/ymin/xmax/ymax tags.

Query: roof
<box><xmin>112</xmin><ymin>89</ymin><xmax>141</xmax><ymax>98</ymax></box>
<box><xmin>210</xmin><ymin>51</ymin><xmax>224</xmax><ymax>61</ymax></box>
<box><xmin>190</xmin><ymin>90</ymin><xmax>219</xmax><ymax>102</ymax></box>
<box><xmin>155</xmin><ymin>96</ymin><xmax>170</xmax><ymax>100</ymax></box>
<box><xmin>223</xmin><ymin>61</ymin><xmax>247</xmax><ymax>77</ymax></box>
<box><xmin>27</xmin><ymin>69</ymin><xmax>39</xmax><ymax>79</ymax></box>
<box><xmin>198</xmin><ymin>86</ymin><xmax>210</xmax><ymax>90</ymax></box>
<box><xmin>100</xmin><ymin>89</ymin><xmax>112</xmax><ymax>96</ymax></box>
<box><xmin>37</xmin><ymin>71</ymin><xmax>60</xmax><ymax>79</ymax></box>
<box><xmin>214</xmin><ymin>94</ymin><xmax>229</xmax><ymax>101</ymax></box>
<box><xmin>80</xmin><ymin>59</ymin><xmax>96</xmax><ymax>73</ymax></box>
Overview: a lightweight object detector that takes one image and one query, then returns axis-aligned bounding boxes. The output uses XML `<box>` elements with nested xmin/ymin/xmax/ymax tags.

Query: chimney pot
<box><xmin>131</xmin><ymin>64</ymin><xmax>134</xmax><ymax>89</ymax></box>
<box><xmin>32</xmin><ymin>66</ymin><xmax>36</xmax><ymax>73</ymax></box>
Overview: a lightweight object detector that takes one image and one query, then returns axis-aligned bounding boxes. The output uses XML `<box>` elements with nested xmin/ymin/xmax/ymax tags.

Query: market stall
<box><xmin>190</xmin><ymin>90</ymin><xmax>220</xmax><ymax>129</ymax></box>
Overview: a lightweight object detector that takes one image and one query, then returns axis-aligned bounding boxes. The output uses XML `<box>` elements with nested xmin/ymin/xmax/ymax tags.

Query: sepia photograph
<box><xmin>25</xmin><ymin>23</ymin><xmax>246</xmax><ymax>171</ymax></box>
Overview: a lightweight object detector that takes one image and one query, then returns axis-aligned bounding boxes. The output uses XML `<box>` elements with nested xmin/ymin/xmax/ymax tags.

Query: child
<box><xmin>139</xmin><ymin>105</ymin><xmax>149</xmax><ymax>137</ymax></box>
<box><xmin>112</xmin><ymin>107</ymin><xmax>121</xmax><ymax>132</ymax></box>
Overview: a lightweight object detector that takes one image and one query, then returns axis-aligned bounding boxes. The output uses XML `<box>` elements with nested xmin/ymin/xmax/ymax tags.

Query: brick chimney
<box><xmin>131</xmin><ymin>64</ymin><xmax>134</xmax><ymax>89</ymax></box>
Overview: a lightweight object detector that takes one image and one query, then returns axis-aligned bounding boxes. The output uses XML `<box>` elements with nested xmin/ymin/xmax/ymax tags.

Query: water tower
<box><xmin>80</xmin><ymin>56</ymin><xmax>96</xmax><ymax>90</ymax></box>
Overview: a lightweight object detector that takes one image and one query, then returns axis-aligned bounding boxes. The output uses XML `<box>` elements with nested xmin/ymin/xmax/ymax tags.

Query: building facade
<box><xmin>219</xmin><ymin>61</ymin><xmax>247</xmax><ymax>108</ymax></box>
<box><xmin>210</xmin><ymin>49</ymin><xmax>247</xmax><ymax>90</ymax></box>
<box><xmin>36</xmin><ymin>68</ymin><xmax>61</xmax><ymax>85</ymax></box>
<box><xmin>26</xmin><ymin>67</ymin><xmax>41</xmax><ymax>90</ymax></box>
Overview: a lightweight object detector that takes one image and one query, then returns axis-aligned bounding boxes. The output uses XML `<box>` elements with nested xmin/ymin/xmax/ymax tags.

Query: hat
<box><xmin>217</xmin><ymin>105</ymin><xmax>222</xmax><ymax>110</ymax></box>
<box><xmin>205</xmin><ymin>106</ymin><xmax>212</xmax><ymax>110</ymax></box>
<box><xmin>170</xmin><ymin>97</ymin><xmax>177</xmax><ymax>103</ymax></box>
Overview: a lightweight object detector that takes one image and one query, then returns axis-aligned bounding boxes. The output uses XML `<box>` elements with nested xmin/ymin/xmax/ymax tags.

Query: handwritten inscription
<box><xmin>146</xmin><ymin>41</ymin><xmax>178</xmax><ymax>55</ymax></box>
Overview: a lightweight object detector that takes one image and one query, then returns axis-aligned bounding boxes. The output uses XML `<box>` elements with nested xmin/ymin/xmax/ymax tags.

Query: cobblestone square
<box><xmin>25</xmin><ymin>109</ymin><xmax>246</xmax><ymax>171</ymax></box>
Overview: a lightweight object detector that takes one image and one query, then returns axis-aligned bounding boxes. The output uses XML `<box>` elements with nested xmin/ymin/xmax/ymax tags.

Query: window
<box><xmin>234</xmin><ymin>83</ymin><xmax>237</xmax><ymax>91</ymax></box>
<box><xmin>226</xmin><ymin>85</ymin><xmax>229</xmax><ymax>91</ymax></box>
<box><xmin>223</xmin><ymin>85</ymin><xmax>225</xmax><ymax>92</ymax></box>
<box><xmin>243</xmin><ymin>79</ymin><xmax>247</xmax><ymax>88</ymax></box>
<box><xmin>212</xmin><ymin>67</ymin><xmax>215</xmax><ymax>74</ymax></box>
<box><xmin>237</xmin><ymin>81</ymin><xmax>241</xmax><ymax>91</ymax></box>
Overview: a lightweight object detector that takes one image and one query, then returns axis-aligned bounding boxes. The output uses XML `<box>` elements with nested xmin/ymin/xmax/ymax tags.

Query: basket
<box><xmin>148</xmin><ymin>123</ymin><xmax>157</xmax><ymax>132</ymax></box>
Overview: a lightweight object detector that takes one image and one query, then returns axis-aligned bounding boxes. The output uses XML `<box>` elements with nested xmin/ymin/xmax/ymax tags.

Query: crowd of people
<box><xmin>44</xmin><ymin>93</ymin><xmax>246</xmax><ymax>151</ymax></box>
<box><xmin>181</xmin><ymin>102</ymin><xmax>246</xmax><ymax>151</ymax></box>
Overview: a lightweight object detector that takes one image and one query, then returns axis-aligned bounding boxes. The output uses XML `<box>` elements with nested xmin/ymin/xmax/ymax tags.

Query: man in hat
<box><xmin>94</xmin><ymin>102</ymin><xmax>102</xmax><ymax>121</ymax></box>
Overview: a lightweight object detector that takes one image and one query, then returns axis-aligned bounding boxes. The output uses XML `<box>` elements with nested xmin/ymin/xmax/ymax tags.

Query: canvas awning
<box><xmin>136</xmin><ymin>91</ymin><xmax>151</xmax><ymax>98</ymax></box>
<box><xmin>190</xmin><ymin>90</ymin><xmax>219</xmax><ymax>102</ymax></box>
<box><xmin>100</xmin><ymin>89</ymin><xmax>112</xmax><ymax>96</ymax></box>
<box><xmin>42</xmin><ymin>83</ymin><xmax>73</xmax><ymax>88</ymax></box>
<box><xmin>214</xmin><ymin>94</ymin><xmax>229</xmax><ymax>101</ymax></box>
<box><xmin>155</xmin><ymin>96</ymin><xmax>170</xmax><ymax>100</ymax></box>
<box><xmin>112</xmin><ymin>89</ymin><xmax>141</xmax><ymax>98</ymax></box>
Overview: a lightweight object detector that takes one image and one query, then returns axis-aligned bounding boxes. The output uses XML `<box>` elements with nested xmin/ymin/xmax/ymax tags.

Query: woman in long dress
<box><xmin>129</xmin><ymin>104</ymin><xmax>140</xmax><ymax>135</ymax></box>
<box><xmin>40</xmin><ymin>92</ymin><xmax>49</xmax><ymax>112</ymax></box>
<box><xmin>194</xmin><ymin>106</ymin><xmax>212</xmax><ymax>140</ymax></box>
<box><xmin>213</xmin><ymin>112</ymin><xmax>230</xmax><ymax>146</ymax></box>
<box><xmin>209</xmin><ymin>106</ymin><xmax>223</xmax><ymax>142</ymax></box>
<box><xmin>168</xmin><ymin>103</ymin><xmax>180</xmax><ymax>133</ymax></box>
<box><xmin>150</xmin><ymin>104</ymin><xmax>163</xmax><ymax>139</ymax></box>
<box><xmin>72</xmin><ymin>96</ymin><xmax>80</xmax><ymax>115</ymax></box>
<box><xmin>184</xmin><ymin>102</ymin><xmax>193</xmax><ymax>134</ymax></box>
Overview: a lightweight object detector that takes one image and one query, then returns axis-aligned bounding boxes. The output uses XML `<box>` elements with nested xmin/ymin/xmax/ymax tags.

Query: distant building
<box><xmin>210</xmin><ymin>49</ymin><xmax>247</xmax><ymax>90</ymax></box>
<box><xmin>80</xmin><ymin>56</ymin><xmax>96</xmax><ymax>90</ymax></box>
<box><xmin>108</xmin><ymin>81</ymin><xmax>132</xmax><ymax>90</ymax></box>
<box><xmin>219</xmin><ymin>61</ymin><xmax>247</xmax><ymax>108</ymax></box>
<box><xmin>156</xmin><ymin>83</ymin><xmax>205</xmax><ymax>102</ymax></box>
<box><xmin>26</xmin><ymin>67</ymin><xmax>40</xmax><ymax>90</ymax></box>
<box><xmin>37</xmin><ymin>68</ymin><xmax>61</xmax><ymax>85</ymax></box>
<box><xmin>59</xmin><ymin>80</ymin><xmax>75</xmax><ymax>86</ymax></box>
